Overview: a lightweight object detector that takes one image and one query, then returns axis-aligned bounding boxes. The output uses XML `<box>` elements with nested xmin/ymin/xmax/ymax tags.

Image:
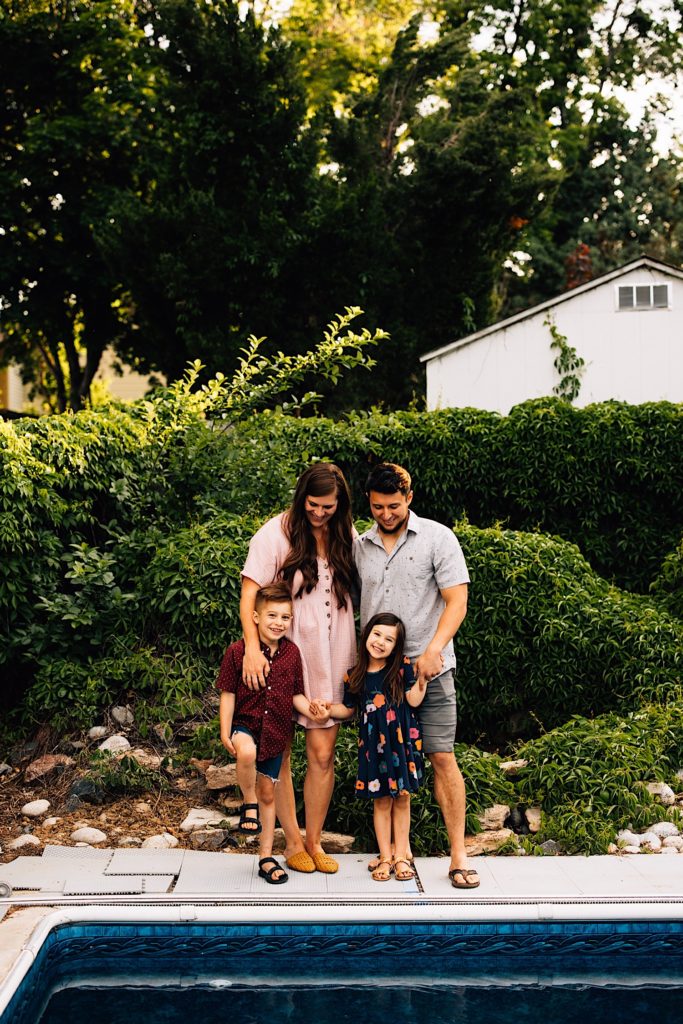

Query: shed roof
<box><xmin>420</xmin><ymin>256</ymin><xmax>683</xmax><ymax>364</ymax></box>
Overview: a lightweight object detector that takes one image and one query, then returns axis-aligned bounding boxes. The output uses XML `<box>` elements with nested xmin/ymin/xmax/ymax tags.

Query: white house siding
<box><xmin>425</xmin><ymin>264</ymin><xmax>683</xmax><ymax>413</ymax></box>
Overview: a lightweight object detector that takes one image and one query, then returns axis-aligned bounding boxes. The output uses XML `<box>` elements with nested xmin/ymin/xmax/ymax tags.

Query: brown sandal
<box><xmin>368</xmin><ymin>852</ymin><xmax>414</xmax><ymax>872</ymax></box>
<box><xmin>371</xmin><ymin>858</ymin><xmax>393</xmax><ymax>882</ymax></box>
<box><xmin>393</xmin><ymin>858</ymin><xmax>416</xmax><ymax>881</ymax></box>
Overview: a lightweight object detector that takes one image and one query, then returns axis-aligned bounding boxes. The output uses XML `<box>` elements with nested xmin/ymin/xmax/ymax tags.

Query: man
<box><xmin>354</xmin><ymin>462</ymin><xmax>479</xmax><ymax>888</ymax></box>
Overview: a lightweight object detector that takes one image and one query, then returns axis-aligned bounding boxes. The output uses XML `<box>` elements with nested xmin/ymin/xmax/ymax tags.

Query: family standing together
<box><xmin>216</xmin><ymin>462</ymin><xmax>479</xmax><ymax>890</ymax></box>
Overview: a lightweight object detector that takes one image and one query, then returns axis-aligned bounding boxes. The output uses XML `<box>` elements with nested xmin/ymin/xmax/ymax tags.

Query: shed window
<box><xmin>617</xmin><ymin>283</ymin><xmax>671</xmax><ymax>310</ymax></box>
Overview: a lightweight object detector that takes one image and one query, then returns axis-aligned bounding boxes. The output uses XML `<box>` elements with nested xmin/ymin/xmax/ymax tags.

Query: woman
<box><xmin>240</xmin><ymin>463</ymin><xmax>357</xmax><ymax>873</ymax></box>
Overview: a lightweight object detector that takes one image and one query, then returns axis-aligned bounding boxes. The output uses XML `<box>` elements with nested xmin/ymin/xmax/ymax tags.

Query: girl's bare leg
<box><xmin>372</xmin><ymin>797</ymin><xmax>394</xmax><ymax>879</ymax></box>
<box><xmin>390</xmin><ymin>793</ymin><xmax>412</xmax><ymax>865</ymax></box>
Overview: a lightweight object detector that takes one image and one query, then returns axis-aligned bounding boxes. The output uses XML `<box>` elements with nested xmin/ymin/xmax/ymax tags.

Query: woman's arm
<box><xmin>240</xmin><ymin>576</ymin><xmax>270</xmax><ymax>689</ymax></box>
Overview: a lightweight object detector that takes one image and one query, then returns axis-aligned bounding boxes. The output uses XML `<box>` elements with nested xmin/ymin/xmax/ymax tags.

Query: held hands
<box><xmin>413</xmin><ymin>647</ymin><xmax>444</xmax><ymax>687</ymax></box>
<box><xmin>308</xmin><ymin>699</ymin><xmax>332</xmax><ymax>724</ymax></box>
<box><xmin>242</xmin><ymin>646</ymin><xmax>270</xmax><ymax>690</ymax></box>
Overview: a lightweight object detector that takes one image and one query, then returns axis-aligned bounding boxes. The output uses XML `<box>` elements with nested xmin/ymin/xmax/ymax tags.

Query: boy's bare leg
<box><xmin>257</xmin><ymin>774</ymin><xmax>286</xmax><ymax>883</ymax></box>
<box><xmin>303</xmin><ymin>724</ymin><xmax>339</xmax><ymax>855</ymax></box>
<box><xmin>274</xmin><ymin>746</ymin><xmax>306</xmax><ymax>860</ymax></box>
<box><xmin>232</xmin><ymin>732</ymin><xmax>259</xmax><ymax>831</ymax></box>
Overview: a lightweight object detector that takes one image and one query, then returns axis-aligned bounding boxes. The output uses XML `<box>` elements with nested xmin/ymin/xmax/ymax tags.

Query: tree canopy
<box><xmin>1</xmin><ymin>0</ymin><xmax>682</xmax><ymax>409</ymax></box>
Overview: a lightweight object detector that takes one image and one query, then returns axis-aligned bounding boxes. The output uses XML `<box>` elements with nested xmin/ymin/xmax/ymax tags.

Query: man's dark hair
<box><xmin>365</xmin><ymin>462</ymin><xmax>412</xmax><ymax>496</ymax></box>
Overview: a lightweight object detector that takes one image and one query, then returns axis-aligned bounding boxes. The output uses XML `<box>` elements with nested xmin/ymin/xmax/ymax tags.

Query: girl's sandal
<box><xmin>393</xmin><ymin>858</ymin><xmax>416</xmax><ymax>881</ymax></box>
<box><xmin>371</xmin><ymin>858</ymin><xmax>394</xmax><ymax>882</ymax></box>
<box><xmin>368</xmin><ymin>852</ymin><xmax>414</xmax><ymax>872</ymax></box>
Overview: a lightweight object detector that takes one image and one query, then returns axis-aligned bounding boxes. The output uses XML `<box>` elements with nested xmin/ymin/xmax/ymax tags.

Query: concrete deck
<box><xmin>1</xmin><ymin>848</ymin><xmax>682</xmax><ymax>1016</ymax></box>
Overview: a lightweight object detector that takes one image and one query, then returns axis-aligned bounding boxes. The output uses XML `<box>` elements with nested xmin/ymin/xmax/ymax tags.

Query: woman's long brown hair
<box><xmin>347</xmin><ymin>613</ymin><xmax>407</xmax><ymax>705</ymax></box>
<box><xmin>280</xmin><ymin>463</ymin><xmax>357</xmax><ymax>608</ymax></box>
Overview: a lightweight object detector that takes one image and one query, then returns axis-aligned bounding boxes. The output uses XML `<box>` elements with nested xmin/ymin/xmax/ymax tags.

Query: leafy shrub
<box><xmin>264</xmin><ymin>398</ymin><xmax>683</xmax><ymax>591</ymax></box>
<box><xmin>650</xmin><ymin>536</ymin><xmax>683</xmax><ymax>620</ymax></box>
<box><xmin>85</xmin><ymin>751</ymin><xmax>170</xmax><ymax>796</ymax></box>
<box><xmin>456</xmin><ymin>523</ymin><xmax>683</xmax><ymax>743</ymax></box>
<box><xmin>515</xmin><ymin>702</ymin><xmax>683</xmax><ymax>853</ymax></box>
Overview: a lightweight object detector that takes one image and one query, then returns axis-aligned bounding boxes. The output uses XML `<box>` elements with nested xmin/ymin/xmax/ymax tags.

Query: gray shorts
<box><xmin>417</xmin><ymin>669</ymin><xmax>457</xmax><ymax>753</ymax></box>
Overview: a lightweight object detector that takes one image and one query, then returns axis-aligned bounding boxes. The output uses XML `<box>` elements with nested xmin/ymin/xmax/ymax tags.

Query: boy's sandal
<box><xmin>258</xmin><ymin>857</ymin><xmax>288</xmax><ymax>885</ymax></box>
<box><xmin>237</xmin><ymin>803</ymin><xmax>262</xmax><ymax>835</ymax></box>
<box><xmin>449</xmin><ymin>867</ymin><xmax>480</xmax><ymax>889</ymax></box>
<box><xmin>393</xmin><ymin>858</ymin><xmax>416</xmax><ymax>881</ymax></box>
<box><xmin>371</xmin><ymin>858</ymin><xmax>394</xmax><ymax>882</ymax></box>
<box><xmin>367</xmin><ymin>852</ymin><xmax>414</xmax><ymax>872</ymax></box>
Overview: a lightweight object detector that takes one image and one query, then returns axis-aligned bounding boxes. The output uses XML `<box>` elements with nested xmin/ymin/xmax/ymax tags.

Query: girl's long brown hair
<box><xmin>347</xmin><ymin>613</ymin><xmax>407</xmax><ymax>705</ymax></box>
<box><xmin>280</xmin><ymin>463</ymin><xmax>357</xmax><ymax>608</ymax></box>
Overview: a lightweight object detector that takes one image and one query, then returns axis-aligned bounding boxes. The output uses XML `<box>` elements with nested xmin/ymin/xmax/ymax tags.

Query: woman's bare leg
<box><xmin>303</xmin><ymin>724</ymin><xmax>339</xmax><ymax>854</ymax></box>
<box><xmin>274</xmin><ymin>745</ymin><xmax>306</xmax><ymax>860</ymax></box>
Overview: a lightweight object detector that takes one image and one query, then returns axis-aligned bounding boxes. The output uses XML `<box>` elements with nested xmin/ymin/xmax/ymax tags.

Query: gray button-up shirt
<box><xmin>354</xmin><ymin>511</ymin><xmax>470</xmax><ymax>672</ymax></box>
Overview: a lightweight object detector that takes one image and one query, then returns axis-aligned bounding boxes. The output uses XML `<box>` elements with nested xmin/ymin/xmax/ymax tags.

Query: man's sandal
<box><xmin>237</xmin><ymin>803</ymin><xmax>262</xmax><ymax>835</ymax></box>
<box><xmin>449</xmin><ymin>867</ymin><xmax>480</xmax><ymax>889</ymax></box>
<box><xmin>393</xmin><ymin>858</ymin><xmax>416</xmax><ymax>881</ymax></box>
<box><xmin>258</xmin><ymin>857</ymin><xmax>288</xmax><ymax>884</ymax></box>
<box><xmin>371</xmin><ymin>858</ymin><xmax>393</xmax><ymax>882</ymax></box>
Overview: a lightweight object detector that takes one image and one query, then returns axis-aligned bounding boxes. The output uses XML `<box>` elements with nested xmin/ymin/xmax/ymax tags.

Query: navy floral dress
<box><xmin>343</xmin><ymin>658</ymin><xmax>424</xmax><ymax>798</ymax></box>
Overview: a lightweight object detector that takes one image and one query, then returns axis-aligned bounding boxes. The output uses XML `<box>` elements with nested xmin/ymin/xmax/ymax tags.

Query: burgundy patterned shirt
<box><xmin>216</xmin><ymin>637</ymin><xmax>305</xmax><ymax>759</ymax></box>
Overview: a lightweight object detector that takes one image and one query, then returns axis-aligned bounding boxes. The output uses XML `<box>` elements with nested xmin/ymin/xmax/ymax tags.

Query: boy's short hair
<box><xmin>255</xmin><ymin>582</ymin><xmax>293</xmax><ymax>612</ymax></box>
<box><xmin>365</xmin><ymin>462</ymin><xmax>412</xmax><ymax>497</ymax></box>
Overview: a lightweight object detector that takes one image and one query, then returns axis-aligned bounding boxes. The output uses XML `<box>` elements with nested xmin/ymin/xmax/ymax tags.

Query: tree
<box><xmin>0</xmin><ymin>0</ymin><xmax>158</xmax><ymax>411</ymax></box>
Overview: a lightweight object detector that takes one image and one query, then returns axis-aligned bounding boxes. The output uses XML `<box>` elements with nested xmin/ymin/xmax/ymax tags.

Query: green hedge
<box><xmin>248</xmin><ymin>399</ymin><xmax>683</xmax><ymax>592</ymax></box>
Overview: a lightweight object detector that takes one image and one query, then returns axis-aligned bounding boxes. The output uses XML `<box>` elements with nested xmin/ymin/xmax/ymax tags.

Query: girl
<box><xmin>328</xmin><ymin>613</ymin><xmax>427</xmax><ymax>882</ymax></box>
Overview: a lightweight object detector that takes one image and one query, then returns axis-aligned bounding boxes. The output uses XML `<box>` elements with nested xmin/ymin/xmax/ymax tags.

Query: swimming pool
<box><xmin>3</xmin><ymin>911</ymin><xmax>683</xmax><ymax>1024</ymax></box>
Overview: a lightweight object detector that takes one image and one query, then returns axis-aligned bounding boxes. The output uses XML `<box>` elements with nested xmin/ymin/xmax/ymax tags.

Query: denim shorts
<box><xmin>231</xmin><ymin>724</ymin><xmax>284</xmax><ymax>783</ymax></box>
<box><xmin>416</xmin><ymin>669</ymin><xmax>457</xmax><ymax>753</ymax></box>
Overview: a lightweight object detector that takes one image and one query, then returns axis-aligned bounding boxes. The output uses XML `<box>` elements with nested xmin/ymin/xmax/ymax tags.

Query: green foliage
<box><xmin>545</xmin><ymin>315</ymin><xmax>585</xmax><ymax>402</ymax></box>
<box><xmin>650</xmin><ymin>537</ymin><xmax>683</xmax><ymax>620</ymax></box>
<box><xmin>515</xmin><ymin>703</ymin><xmax>683</xmax><ymax>853</ymax></box>
<box><xmin>265</xmin><ymin>398</ymin><xmax>683</xmax><ymax>592</ymax></box>
<box><xmin>85</xmin><ymin>751</ymin><xmax>169</xmax><ymax>797</ymax></box>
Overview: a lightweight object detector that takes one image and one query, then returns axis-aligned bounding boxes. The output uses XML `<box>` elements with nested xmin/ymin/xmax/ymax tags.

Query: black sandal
<box><xmin>258</xmin><ymin>856</ymin><xmax>288</xmax><ymax>885</ymax></box>
<box><xmin>237</xmin><ymin>803</ymin><xmax>262</xmax><ymax>835</ymax></box>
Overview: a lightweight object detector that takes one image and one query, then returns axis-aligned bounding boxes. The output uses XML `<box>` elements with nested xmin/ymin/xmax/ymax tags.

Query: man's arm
<box><xmin>413</xmin><ymin>583</ymin><xmax>468</xmax><ymax>683</ymax></box>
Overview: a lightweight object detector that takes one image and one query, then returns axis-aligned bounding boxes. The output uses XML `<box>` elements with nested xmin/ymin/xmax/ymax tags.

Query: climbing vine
<box><xmin>545</xmin><ymin>314</ymin><xmax>585</xmax><ymax>402</ymax></box>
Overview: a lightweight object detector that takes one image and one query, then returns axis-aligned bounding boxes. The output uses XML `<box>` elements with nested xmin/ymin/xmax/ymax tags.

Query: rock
<box><xmin>111</xmin><ymin>705</ymin><xmax>134</xmax><ymax>727</ymax></box>
<box><xmin>67</xmin><ymin>777</ymin><xmax>106</xmax><ymax>805</ymax></box>
<box><xmin>0</xmin><ymin>762</ymin><xmax>12</xmax><ymax>776</ymax></box>
<box><xmin>525</xmin><ymin>807</ymin><xmax>542</xmax><ymax>833</ymax></box>
<box><xmin>129</xmin><ymin>749</ymin><xmax>163</xmax><ymax>769</ymax></box>
<box><xmin>43</xmin><ymin>817</ymin><xmax>61</xmax><ymax>827</ymax></box>
<box><xmin>24</xmin><ymin>754</ymin><xmax>74</xmax><ymax>783</ymax></box>
<box><xmin>663</xmin><ymin>836</ymin><xmax>683</xmax><ymax>850</ymax></box>
<box><xmin>70</xmin><ymin>826</ymin><xmax>107</xmax><ymax>844</ymax></box>
<box><xmin>88</xmin><ymin>726</ymin><xmax>108</xmax><ymax>741</ymax></box>
<box><xmin>622</xmin><ymin>845</ymin><xmax>642</xmax><ymax>854</ymax></box>
<box><xmin>464</xmin><ymin>828</ymin><xmax>515</xmax><ymax>856</ymax></box>
<box><xmin>607</xmin><ymin>843</ymin><xmax>618</xmax><ymax>854</ymax></box>
<box><xmin>477</xmin><ymin>804</ymin><xmax>511</xmax><ymax>831</ymax></box>
<box><xmin>179</xmin><ymin>807</ymin><xmax>229</xmax><ymax>832</ymax></box>
<box><xmin>660</xmin><ymin>847</ymin><xmax>679</xmax><ymax>856</ymax></box>
<box><xmin>141</xmin><ymin>833</ymin><xmax>179</xmax><ymax>849</ymax></box>
<box><xmin>8</xmin><ymin>834</ymin><xmax>42</xmax><ymax>850</ymax></box>
<box><xmin>639</xmin><ymin>831</ymin><xmax>662</xmax><ymax>851</ymax></box>
<box><xmin>499</xmin><ymin>759</ymin><xmax>528</xmax><ymax>776</ymax></box>
<box><xmin>205</xmin><ymin>764</ymin><xmax>238</xmax><ymax>790</ymax></box>
<box><xmin>646</xmin><ymin>782</ymin><xmax>676</xmax><ymax>806</ymax></box>
<box><xmin>675</xmin><ymin>768</ymin><xmax>683</xmax><ymax>782</ymax></box>
<box><xmin>21</xmin><ymin>799</ymin><xmax>50</xmax><ymax>818</ymax></box>
<box><xmin>134</xmin><ymin>801</ymin><xmax>152</xmax><ymax>814</ymax></box>
<box><xmin>617</xmin><ymin>829</ymin><xmax>643</xmax><ymax>847</ymax></box>
<box><xmin>98</xmin><ymin>734</ymin><xmax>131</xmax><ymax>754</ymax></box>
<box><xmin>189</xmin><ymin>829</ymin><xmax>230</xmax><ymax>851</ymax></box>
<box><xmin>217</xmin><ymin>793</ymin><xmax>243</xmax><ymax>811</ymax></box>
<box><xmin>650</xmin><ymin>821</ymin><xmax>679</xmax><ymax>839</ymax></box>
<box><xmin>539</xmin><ymin>840</ymin><xmax>561</xmax><ymax>855</ymax></box>
<box><xmin>189</xmin><ymin>757</ymin><xmax>213</xmax><ymax>774</ymax></box>
<box><xmin>118</xmin><ymin>837</ymin><xmax>142</xmax><ymax>847</ymax></box>
<box><xmin>67</xmin><ymin>741</ymin><xmax>86</xmax><ymax>752</ymax></box>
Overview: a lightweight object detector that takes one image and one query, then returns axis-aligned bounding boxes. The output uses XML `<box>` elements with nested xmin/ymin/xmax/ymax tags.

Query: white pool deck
<box><xmin>1</xmin><ymin>848</ymin><xmax>682</xmax><ymax>1016</ymax></box>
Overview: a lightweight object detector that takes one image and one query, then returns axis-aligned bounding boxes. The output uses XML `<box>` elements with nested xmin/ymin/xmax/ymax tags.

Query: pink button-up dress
<box><xmin>241</xmin><ymin>513</ymin><xmax>357</xmax><ymax>728</ymax></box>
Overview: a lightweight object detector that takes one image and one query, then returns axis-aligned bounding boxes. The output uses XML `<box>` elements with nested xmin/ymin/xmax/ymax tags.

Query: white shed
<box><xmin>420</xmin><ymin>256</ymin><xmax>683</xmax><ymax>413</ymax></box>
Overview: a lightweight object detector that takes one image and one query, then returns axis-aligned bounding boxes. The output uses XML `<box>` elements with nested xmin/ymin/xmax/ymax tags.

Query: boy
<box><xmin>216</xmin><ymin>582</ymin><xmax>316</xmax><ymax>884</ymax></box>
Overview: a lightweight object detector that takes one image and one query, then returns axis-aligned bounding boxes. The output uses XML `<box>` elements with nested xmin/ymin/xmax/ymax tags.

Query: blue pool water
<box><xmin>3</xmin><ymin>920</ymin><xmax>683</xmax><ymax>1024</ymax></box>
